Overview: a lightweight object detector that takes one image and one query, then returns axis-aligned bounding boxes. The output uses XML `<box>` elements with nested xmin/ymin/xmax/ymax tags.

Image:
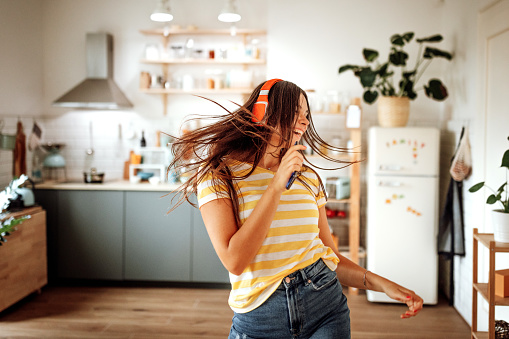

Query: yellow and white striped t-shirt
<box><xmin>197</xmin><ymin>161</ymin><xmax>339</xmax><ymax>313</ymax></box>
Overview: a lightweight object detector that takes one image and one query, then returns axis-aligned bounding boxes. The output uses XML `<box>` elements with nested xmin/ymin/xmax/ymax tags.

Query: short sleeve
<box><xmin>301</xmin><ymin>167</ymin><xmax>327</xmax><ymax>208</ymax></box>
<box><xmin>316</xmin><ymin>186</ymin><xmax>327</xmax><ymax>208</ymax></box>
<box><xmin>197</xmin><ymin>172</ymin><xmax>231</xmax><ymax>207</ymax></box>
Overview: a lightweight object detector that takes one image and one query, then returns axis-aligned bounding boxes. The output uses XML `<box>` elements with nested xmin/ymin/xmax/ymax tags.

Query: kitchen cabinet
<box><xmin>139</xmin><ymin>28</ymin><xmax>266</xmax><ymax>115</ymax></box>
<box><xmin>190</xmin><ymin>197</ymin><xmax>229</xmax><ymax>283</ymax></box>
<box><xmin>0</xmin><ymin>206</ymin><xmax>47</xmax><ymax>312</ymax></box>
<box><xmin>34</xmin><ymin>187</ymin><xmax>228</xmax><ymax>284</ymax></box>
<box><xmin>58</xmin><ymin>191</ymin><xmax>124</xmax><ymax>280</ymax></box>
<box><xmin>124</xmin><ymin>191</ymin><xmax>191</xmax><ymax>281</ymax></box>
<box><xmin>34</xmin><ymin>189</ymin><xmax>58</xmax><ymax>282</ymax></box>
<box><xmin>472</xmin><ymin>228</ymin><xmax>509</xmax><ymax>339</ymax></box>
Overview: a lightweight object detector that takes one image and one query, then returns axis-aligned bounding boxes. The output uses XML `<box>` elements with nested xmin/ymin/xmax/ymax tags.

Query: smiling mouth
<box><xmin>293</xmin><ymin>129</ymin><xmax>305</xmax><ymax>137</ymax></box>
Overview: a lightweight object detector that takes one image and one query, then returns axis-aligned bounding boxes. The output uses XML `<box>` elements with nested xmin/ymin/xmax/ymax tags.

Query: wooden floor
<box><xmin>0</xmin><ymin>285</ymin><xmax>470</xmax><ymax>338</ymax></box>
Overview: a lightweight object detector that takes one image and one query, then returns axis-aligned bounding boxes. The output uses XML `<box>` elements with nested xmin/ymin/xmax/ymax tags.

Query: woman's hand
<box><xmin>271</xmin><ymin>144</ymin><xmax>306</xmax><ymax>192</ymax></box>
<box><xmin>381</xmin><ymin>280</ymin><xmax>423</xmax><ymax>319</ymax></box>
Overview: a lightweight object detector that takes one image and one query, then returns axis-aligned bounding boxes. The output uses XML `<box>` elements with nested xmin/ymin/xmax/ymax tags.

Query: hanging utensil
<box><xmin>86</xmin><ymin>121</ymin><xmax>94</xmax><ymax>155</ymax></box>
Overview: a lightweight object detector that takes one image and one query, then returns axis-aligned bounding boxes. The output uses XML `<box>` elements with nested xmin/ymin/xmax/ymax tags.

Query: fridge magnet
<box><xmin>407</xmin><ymin>206</ymin><xmax>422</xmax><ymax>216</ymax></box>
<box><xmin>385</xmin><ymin>194</ymin><xmax>404</xmax><ymax>204</ymax></box>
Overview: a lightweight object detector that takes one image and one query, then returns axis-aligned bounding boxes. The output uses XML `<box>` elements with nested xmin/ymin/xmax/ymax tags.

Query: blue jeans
<box><xmin>228</xmin><ymin>259</ymin><xmax>351</xmax><ymax>339</ymax></box>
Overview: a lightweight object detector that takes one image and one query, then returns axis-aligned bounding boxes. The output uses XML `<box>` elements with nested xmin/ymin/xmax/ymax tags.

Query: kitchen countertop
<box><xmin>35</xmin><ymin>180</ymin><xmax>182</xmax><ymax>192</ymax></box>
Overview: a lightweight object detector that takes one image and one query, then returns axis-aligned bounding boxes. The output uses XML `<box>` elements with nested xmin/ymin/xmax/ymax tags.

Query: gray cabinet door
<box><xmin>33</xmin><ymin>189</ymin><xmax>59</xmax><ymax>283</ymax></box>
<box><xmin>124</xmin><ymin>191</ymin><xmax>191</xmax><ymax>281</ymax></box>
<box><xmin>57</xmin><ymin>190</ymin><xmax>124</xmax><ymax>280</ymax></box>
<box><xmin>190</xmin><ymin>199</ymin><xmax>229</xmax><ymax>283</ymax></box>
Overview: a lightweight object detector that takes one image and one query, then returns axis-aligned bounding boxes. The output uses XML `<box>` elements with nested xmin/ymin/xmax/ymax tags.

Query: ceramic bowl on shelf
<box><xmin>130</xmin><ymin>176</ymin><xmax>141</xmax><ymax>184</ymax></box>
<box><xmin>137</xmin><ymin>172</ymin><xmax>154</xmax><ymax>180</ymax></box>
<box><xmin>148</xmin><ymin>176</ymin><xmax>161</xmax><ymax>185</ymax></box>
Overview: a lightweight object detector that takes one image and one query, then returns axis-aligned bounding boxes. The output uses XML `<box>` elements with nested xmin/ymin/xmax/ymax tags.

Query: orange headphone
<box><xmin>251</xmin><ymin>78</ymin><xmax>282</xmax><ymax>123</ymax></box>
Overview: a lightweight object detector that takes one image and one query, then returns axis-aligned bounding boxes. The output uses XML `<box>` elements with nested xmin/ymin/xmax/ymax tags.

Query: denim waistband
<box><xmin>278</xmin><ymin>259</ymin><xmax>328</xmax><ymax>289</ymax></box>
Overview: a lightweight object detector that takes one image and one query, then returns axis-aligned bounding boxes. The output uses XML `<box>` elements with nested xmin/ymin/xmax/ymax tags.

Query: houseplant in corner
<box><xmin>338</xmin><ymin>32</ymin><xmax>453</xmax><ymax>127</ymax></box>
<box><xmin>469</xmin><ymin>137</ymin><xmax>509</xmax><ymax>242</ymax></box>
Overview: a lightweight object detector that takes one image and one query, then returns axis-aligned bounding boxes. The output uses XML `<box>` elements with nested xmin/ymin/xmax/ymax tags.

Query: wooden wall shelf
<box><xmin>139</xmin><ymin>28</ymin><xmax>266</xmax><ymax>115</ymax></box>
<box><xmin>140</xmin><ymin>88</ymin><xmax>254</xmax><ymax>95</ymax></box>
<box><xmin>140</xmin><ymin>28</ymin><xmax>266</xmax><ymax>36</ymax></box>
<box><xmin>472</xmin><ymin>228</ymin><xmax>509</xmax><ymax>339</ymax></box>
<box><xmin>140</xmin><ymin>59</ymin><xmax>265</xmax><ymax>65</ymax></box>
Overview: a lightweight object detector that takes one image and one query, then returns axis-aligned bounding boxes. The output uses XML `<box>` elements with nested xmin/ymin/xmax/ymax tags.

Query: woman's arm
<box><xmin>200</xmin><ymin>144</ymin><xmax>307</xmax><ymax>275</ymax></box>
<box><xmin>200</xmin><ymin>184</ymin><xmax>281</xmax><ymax>275</ymax></box>
<box><xmin>317</xmin><ymin>205</ymin><xmax>423</xmax><ymax>318</ymax></box>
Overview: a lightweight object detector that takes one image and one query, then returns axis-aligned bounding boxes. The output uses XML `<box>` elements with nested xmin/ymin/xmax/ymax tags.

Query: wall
<box><xmin>0</xmin><ymin>0</ymin><xmax>44</xmax><ymax>185</ymax></box>
<box><xmin>437</xmin><ymin>0</ymin><xmax>479</xmax><ymax>326</ymax></box>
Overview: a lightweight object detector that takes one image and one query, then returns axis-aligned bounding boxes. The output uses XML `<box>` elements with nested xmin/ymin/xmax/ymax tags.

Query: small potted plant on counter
<box><xmin>338</xmin><ymin>32</ymin><xmax>453</xmax><ymax>127</ymax></box>
<box><xmin>469</xmin><ymin>137</ymin><xmax>509</xmax><ymax>242</ymax></box>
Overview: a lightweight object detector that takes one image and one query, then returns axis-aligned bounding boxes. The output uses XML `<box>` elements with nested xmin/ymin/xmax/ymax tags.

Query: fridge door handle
<box><xmin>378</xmin><ymin>165</ymin><xmax>403</xmax><ymax>171</ymax></box>
<box><xmin>378</xmin><ymin>181</ymin><xmax>404</xmax><ymax>187</ymax></box>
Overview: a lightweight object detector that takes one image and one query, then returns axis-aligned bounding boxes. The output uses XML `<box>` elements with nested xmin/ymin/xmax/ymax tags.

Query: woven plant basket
<box><xmin>377</xmin><ymin>96</ymin><xmax>410</xmax><ymax>127</ymax></box>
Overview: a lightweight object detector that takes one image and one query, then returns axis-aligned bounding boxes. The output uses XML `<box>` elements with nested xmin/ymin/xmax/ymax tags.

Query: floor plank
<box><xmin>0</xmin><ymin>285</ymin><xmax>470</xmax><ymax>338</ymax></box>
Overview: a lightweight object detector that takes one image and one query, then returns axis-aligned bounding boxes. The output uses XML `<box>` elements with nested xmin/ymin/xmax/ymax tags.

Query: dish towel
<box><xmin>437</xmin><ymin>126</ymin><xmax>470</xmax><ymax>306</ymax></box>
<box><xmin>13</xmin><ymin>121</ymin><xmax>27</xmax><ymax>177</ymax></box>
<box><xmin>28</xmin><ymin>122</ymin><xmax>42</xmax><ymax>151</ymax></box>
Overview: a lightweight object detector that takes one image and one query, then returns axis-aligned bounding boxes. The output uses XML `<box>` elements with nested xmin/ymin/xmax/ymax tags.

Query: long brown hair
<box><xmin>167</xmin><ymin>80</ymin><xmax>354</xmax><ymax>225</ymax></box>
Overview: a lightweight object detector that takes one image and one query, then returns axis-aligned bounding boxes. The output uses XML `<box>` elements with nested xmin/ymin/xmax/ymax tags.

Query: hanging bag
<box><xmin>449</xmin><ymin>126</ymin><xmax>472</xmax><ymax>182</ymax></box>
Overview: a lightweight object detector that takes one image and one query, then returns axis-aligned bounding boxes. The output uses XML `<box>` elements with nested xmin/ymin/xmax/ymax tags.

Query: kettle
<box><xmin>14</xmin><ymin>187</ymin><xmax>35</xmax><ymax>207</ymax></box>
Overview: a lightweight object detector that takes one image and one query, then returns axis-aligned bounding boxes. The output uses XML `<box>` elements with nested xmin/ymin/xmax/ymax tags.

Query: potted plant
<box><xmin>338</xmin><ymin>32</ymin><xmax>453</xmax><ymax>127</ymax></box>
<box><xmin>0</xmin><ymin>175</ymin><xmax>31</xmax><ymax>245</ymax></box>
<box><xmin>469</xmin><ymin>137</ymin><xmax>509</xmax><ymax>242</ymax></box>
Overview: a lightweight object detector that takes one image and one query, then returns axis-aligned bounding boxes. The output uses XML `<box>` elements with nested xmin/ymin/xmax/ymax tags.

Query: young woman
<box><xmin>169</xmin><ymin>79</ymin><xmax>423</xmax><ymax>338</ymax></box>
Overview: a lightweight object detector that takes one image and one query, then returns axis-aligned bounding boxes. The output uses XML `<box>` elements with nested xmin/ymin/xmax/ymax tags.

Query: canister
<box><xmin>0</xmin><ymin>133</ymin><xmax>16</xmax><ymax>150</ymax></box>
<box><xmin>326</xmin><ymin>177</ymin><xmax>351</xmax><ymax>200</ymax></box>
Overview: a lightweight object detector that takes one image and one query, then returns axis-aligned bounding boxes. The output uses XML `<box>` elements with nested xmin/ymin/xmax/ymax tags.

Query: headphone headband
<box><xmin>251</xmin><ymin>78</ymin><xmax>283</xmax><ymax>123</ymax></box>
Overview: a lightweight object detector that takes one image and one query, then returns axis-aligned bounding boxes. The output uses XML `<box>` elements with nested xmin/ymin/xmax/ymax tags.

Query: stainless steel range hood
<box><xmin>53</xmin><ymin>33</ymin><xmax>133</xmax><ymax>109</ymax></box>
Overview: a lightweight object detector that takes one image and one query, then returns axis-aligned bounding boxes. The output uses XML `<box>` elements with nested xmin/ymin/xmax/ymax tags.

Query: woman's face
<box><xmin>291</xmin><ymin>93</ymin><xmax>310</xmax><ymax>144</ymax></box>
<box><xmin>268</xmin><ymin>93</ymin><xmax>310</xmax><ymax>150</ymax></box>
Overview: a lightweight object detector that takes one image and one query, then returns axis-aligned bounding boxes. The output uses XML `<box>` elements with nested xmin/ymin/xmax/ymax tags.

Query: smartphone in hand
<box><xmin>286</xmin><ymin>142</ymin><xmax>299</xmax><ymax>190</ymax></box>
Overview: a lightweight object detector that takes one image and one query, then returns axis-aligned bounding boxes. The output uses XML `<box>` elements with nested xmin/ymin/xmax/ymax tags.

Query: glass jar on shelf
<box><xmin>329</xmin><ymin>135</ymin><xmax>343</xmax><ymax>156</ymax></box>
<box><xmin>327</xmin><ymin>90</ymin><xmax>342</xmax><ymax>114</ymax></box>
<box><xmin>192</xmin><ymin>49</ymin><xmax>204</xmax><ymax>59</ymax></box>
<box><xmin>306</xmin><ymin>90</ymin><xmax>323</xmax><ymax>113</ymax></box>
<box><xmin>145</xmin><ymin>44</ymin><xmax>160</xmax><ymax>60</ymax></box>
<box><xmin>169</xmin><ymin>44</ymin><xmax>184</xmax><ymax>59</ymax></box>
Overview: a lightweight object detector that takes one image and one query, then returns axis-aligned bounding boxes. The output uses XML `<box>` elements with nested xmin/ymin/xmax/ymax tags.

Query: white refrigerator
<box><xmin>366</xmin><ymin>127</ymin><xmax>439</xmax><ymax>305</ymax></box>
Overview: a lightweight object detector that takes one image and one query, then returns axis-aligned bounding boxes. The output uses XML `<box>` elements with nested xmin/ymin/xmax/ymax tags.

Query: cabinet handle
<box><xmin>378</xmin><ymin>181</ymin><xmax>404</xmax><ymax>187</ymax></box>
<box><xmin>379</xmin><ymin>165</ymin><xmax>403</xmax><ymax>171</ymax></box>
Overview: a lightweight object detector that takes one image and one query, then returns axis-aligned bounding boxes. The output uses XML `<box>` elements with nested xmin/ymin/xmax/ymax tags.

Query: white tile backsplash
<box><xmin>0</xmin><ymin>111</ymin><xmax>184</xmax><ymax>187</ymax></box>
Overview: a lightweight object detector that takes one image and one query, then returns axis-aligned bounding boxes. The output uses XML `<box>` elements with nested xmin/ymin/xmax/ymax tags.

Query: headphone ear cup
<box><xmin>252</xmin><ymin>102</ymin><xmax>268</xmax><ymax>123</ymax></box>
<box><xmin>251</xmin><ymin>78</ymin><xmax>282</xmax><ymax>123</ymax></box>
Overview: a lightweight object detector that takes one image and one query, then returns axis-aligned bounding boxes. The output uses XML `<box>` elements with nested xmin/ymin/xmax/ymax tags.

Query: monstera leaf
<box><xmin>424</xmin><ymin>79</ymin><xmax>448</xmax><ymax>100</ymax></box>
<box><xmin>337</xmin><ymin>31</ymin><xmax>453</xmax><ymax>104</ymax></box>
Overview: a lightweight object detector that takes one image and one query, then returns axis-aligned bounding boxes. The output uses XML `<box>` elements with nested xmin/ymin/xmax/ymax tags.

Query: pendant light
<box><xmin>150</xmin><ymin>0</ymin><xmax>173</xmax><ymax>22</ymax></box>
<box><xmin>218</xmin><ymin>0</ymin><xmax>241</xmax><ymax>23</ymax></box>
